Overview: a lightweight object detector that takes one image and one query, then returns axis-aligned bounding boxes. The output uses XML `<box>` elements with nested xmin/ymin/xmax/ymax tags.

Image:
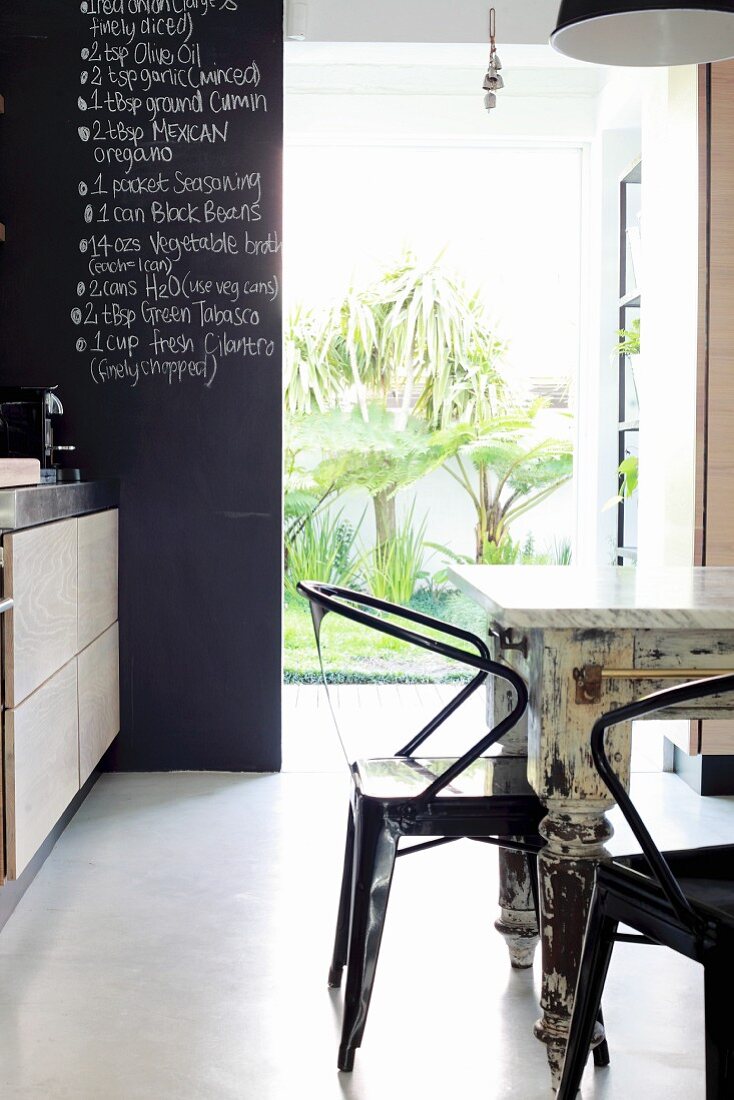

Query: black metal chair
<box><xmin>298</xmin><ymin>580</ymin><xmax>547</xmax><ymax>1072</ymax></box>
<box><xmin>558</xmin><ymin>673</ymin><xmax>734</xmax><ymax>1099</ymax></box>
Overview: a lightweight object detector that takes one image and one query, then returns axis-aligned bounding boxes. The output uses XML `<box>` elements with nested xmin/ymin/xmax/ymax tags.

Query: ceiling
<box><xmin>289</xmin><ymin>0</ymin><xmax>564</xmax><ymax>46</ymax></box>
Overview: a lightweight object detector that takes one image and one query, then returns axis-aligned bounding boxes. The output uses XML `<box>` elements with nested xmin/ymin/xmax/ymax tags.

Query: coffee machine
<box><xmin>0</xmin><ymin>387</ymin><xmax>78</xmax><ymax>482</ymax></box>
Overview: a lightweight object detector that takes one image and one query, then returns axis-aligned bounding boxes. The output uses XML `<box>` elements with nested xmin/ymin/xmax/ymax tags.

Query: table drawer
<box><xmin>5</xmin><ymin>660</ymin><xmax>80</xmax><ymax>879</ymax></box>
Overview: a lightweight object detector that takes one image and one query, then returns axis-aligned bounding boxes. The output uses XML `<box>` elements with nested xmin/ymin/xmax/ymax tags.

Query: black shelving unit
<box><xmin>616</xmin><ymin>158</ymin><xmax>641</xmax><ymax>566</ymax></box>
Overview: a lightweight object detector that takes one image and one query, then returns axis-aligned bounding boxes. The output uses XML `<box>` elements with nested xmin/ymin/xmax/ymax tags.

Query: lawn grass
<box><xmin>284</xmin><ymin>588</ymin><xmax>488</xmax><ymax>684</ymax></box>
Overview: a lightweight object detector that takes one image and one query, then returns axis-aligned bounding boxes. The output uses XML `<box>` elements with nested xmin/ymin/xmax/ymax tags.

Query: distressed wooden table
<box><xmin>449</xmin><ymin>564</ymin><xmax>734</xmax><ymax>1084</ymax></box>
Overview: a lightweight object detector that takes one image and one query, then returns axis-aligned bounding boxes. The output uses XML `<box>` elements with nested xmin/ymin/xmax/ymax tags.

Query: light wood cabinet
<box><xmin>5</xmin><ymin>661</ymin><xmax>79</xmax><ymax>879</ymax></box>
<box><xmin>1</xmin><ymin>507</ymin><xmax>119</xmax><ymax>879</ymax></box>
<box><xmin>78</xmin><ymin>624</ymin><xmax>120</xmax><ymax>787</ymax></box>
<box><xmin>78</xmin><ymin>510</ymin><xmax>118</xmax><ymax>651</ymax></box>
<box><xmin>3</xmin><ymin>518</ymin><xmax>78</xmax><ymax>708</ymax></box>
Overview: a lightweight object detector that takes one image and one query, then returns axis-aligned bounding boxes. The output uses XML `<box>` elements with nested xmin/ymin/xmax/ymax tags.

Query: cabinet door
<box><xmin>78</xmin><ymin>623</ymin><xmax>120</xmax><ymax>786</ymax></box>
<box><xmin>5</xmin><ymin>660</ymin><xmax>80</xmax><ymax>879</ymax></box>
<box><xmin>3</xmin><ymin>518</ymin><xmax>78</xmax><ymax>707</ymax></box>
<box><xmin>78</xmin><ymin>509</ymin><xmax>118</xmax><ymax>651</ymax></box>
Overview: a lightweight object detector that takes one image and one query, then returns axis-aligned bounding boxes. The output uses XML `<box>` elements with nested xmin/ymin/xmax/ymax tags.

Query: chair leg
<box><xmin>338</xmin><ymin>801</ymin><xmax>399</xmax><ymax>1072</ymax></box>
<box><xmin>556</xmin><ymin>889</ymin><xmax>618</xmax><ymax>1100</ymax></box>
<box><xmin>704</xmin><ymin>961</ymin><xmax>734</xmax><ymax>1097</ymax></box>
<box><xmin>328</xmin><ymin>807</ymin><xmax>355</xmax><ymax>989</ymax></box>
<box><xmin>593</xmin><ymin>1007</ymin><xmax>610</xmax><ymax>1068</ymax></box>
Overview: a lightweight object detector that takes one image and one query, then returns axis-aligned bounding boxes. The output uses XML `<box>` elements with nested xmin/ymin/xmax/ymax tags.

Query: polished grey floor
<box><xmin>0</xmin><ymin>768</ymin><xmax>730</xmax><ymax>1098</ymax></box>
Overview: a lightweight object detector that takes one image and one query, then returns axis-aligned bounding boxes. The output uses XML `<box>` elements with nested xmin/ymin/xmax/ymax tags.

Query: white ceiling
<box><xmin>288</xmin><ymin>0</ymin><xmax>563</xmax><ymax>46</ymax></box>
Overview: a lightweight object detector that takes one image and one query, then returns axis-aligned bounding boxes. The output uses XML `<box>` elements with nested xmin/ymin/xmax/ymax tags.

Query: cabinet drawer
<box><xmin>78</xmin><ymin>510</ymin><xmax>118</xmax><ymax>651</ymax></box>
<box><xmin>3</xmin><ymin>518</ymin><xmax>78</xmax><ymax>707</ymax></box>
<box><xmin>79</xmin><ymin>623</ymin><xmax>120</xmax><ymax>786</ymax></box>
<box><xmin>701</xmin><ymin>720</ymin><xmax>734</xmax><ymax>755</ymax></box>
<box><xmin>5</xmin><ymin>660</ymin><xmax>80</xmax><ymax>879</ymax></box>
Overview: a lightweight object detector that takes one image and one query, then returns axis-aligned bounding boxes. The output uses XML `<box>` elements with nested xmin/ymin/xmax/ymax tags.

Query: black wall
<box><xmin>0</xmin><ymin>1</ymin><xmax>283</xmax><ymax>771</ymax></box>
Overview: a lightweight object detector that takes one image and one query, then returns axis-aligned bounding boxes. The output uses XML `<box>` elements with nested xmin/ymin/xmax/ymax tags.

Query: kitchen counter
<box><xmin>0</xmin><ymin>479</ymin><xmax>119</xmax><ymax>533</ymax></box>
<box><xmin>0</xmin><ymin>486</ymin><xmax>120</xmax><ymax>921</ymax></box>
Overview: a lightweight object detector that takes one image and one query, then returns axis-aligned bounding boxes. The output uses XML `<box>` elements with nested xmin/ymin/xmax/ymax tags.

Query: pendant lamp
<box><xmin>551</xmin><ymin>2</ymin><xmax>734</xmax><ymax>66</ymax></box>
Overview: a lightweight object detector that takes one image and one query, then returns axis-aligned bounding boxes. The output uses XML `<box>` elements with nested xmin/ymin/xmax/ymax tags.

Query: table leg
<box><xmin>495</xmin><ymin>845</ymin><xmax>539</xmax><ymax>969</ymax></box>
<box><xmin>523</xmin><ymin>626</ymin><xmax>635</xmax><ymax>1086</ymax></box>
<box><xmin>533</xmin><ymin>803</ymin><xmax>612</xmax><ymax>1085</ymax></box>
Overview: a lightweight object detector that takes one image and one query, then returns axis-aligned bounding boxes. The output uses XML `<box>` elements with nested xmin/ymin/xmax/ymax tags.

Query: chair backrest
<box><xmin>591</xmin><ymin>673</ymin><xmax>734</xmax><ymax>928</ymax></box>
<box><xmin>297</xmin><ymin>580</ymin><xmax>528</xmax><ymax>803</ymax></box>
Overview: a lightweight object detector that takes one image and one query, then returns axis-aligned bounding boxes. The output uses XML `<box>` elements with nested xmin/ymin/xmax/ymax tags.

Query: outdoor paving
<box><xmin>282</xmin><ymin>684</ymin><xmax>665</xmax><ymax>774</ymax></box>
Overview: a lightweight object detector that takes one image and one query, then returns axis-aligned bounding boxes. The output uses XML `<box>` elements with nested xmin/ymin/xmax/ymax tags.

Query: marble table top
<box><xmin>448</xmin><ymin>565</ymin><xmax>734</xmax><ymax>631</ymax></box>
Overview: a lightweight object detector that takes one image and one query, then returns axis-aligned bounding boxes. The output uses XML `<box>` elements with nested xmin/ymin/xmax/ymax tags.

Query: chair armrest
<box><xmin>298</xmin><ymin>581</ymin><xmax>492</xmax><ymax>672</ymax></box>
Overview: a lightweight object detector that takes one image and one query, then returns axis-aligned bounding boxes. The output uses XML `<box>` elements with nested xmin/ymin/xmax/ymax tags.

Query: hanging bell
<box><xmin>483</xmin><ymin>71</ymin><xmax>504</xmax><ymax>91</ymax></box>
<box><xmin>484</xmin><ymin>8</ymin><xmax>502</xmax><ymax>113</ymax></box>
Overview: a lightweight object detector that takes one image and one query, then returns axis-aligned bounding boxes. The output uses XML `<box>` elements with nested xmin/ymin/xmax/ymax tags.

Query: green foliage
<box><xmin>481</xmin><ymin>533</ymin><xmax>538</xmax><ymax>564</ymax></box>
<box><xmin>284</xmin><ymin>510</ymin><xmax>361</xmax><ymax>601</ymax></box>
<box><xmin>298</xmin><ymin>404</ymin><xmax>445</xmax><ymax>503</ymax></box>
<box><xmin>618</xmin><ymin>318</ymin><xmax>641</xmax><ymax>358</ymax></box>
<box><xmin>285</xmin><ymin>252</ymin><xmax>505</xmax><ymax>422</ymax></box>
<box><xmin>283</xmin><ymin>588</ymin><xmax>482</xmax><ymax>684</ymax></box>
<box><xmin>284</xmin><ymin>249</ymin><xmax>575</xmax><ymax>643</ymax></box>
<box><xmin>429</xmin><ymin>532</ymin><xmax>545</xmax><ymax>576</ymax></box>
<box><xmin>548</xmin><ymin>535</ymin><xmax>573</xmax><ymax>565</ymax></box>
<box><xmin>429</xmin><ymin>531</ymin><xmax>572</xmax><ymax>578</ymax></box>
<box><xmin>604</xmin><ymin>454</ymin><xmax>640</xmax><ymax>510</ymax></box>
<box><xmin>283</xmin><ymin>417</ymin><xmax>339</xmax><ymax>546</ymax></box>
<box><xmin>433</xmin><ymin>402</ymin><xmax>573</xmax><ymax>558</ymax></box>
<box><xmin>284</xmin><ymin>253</ymin><xmax>508</xmax><ymax>551</ymax></box>
<box><xmin>360</xmin><ymin>503</ymin><xmax>429</xmax><ymax>605</ymax></box>
<box><xmin>611</xmin><ymin>320</ymin><xmax>640</xmax><ymax>501</ymax></box>
<box><xmin>284</xmin><ymin>304</ymin><xmax>343</xmax><ymax>416</ymax></box>
<box><xmin>618</xmin><ymin>455</ymin><xmax>639</xmax><ymax>498</ymax></box>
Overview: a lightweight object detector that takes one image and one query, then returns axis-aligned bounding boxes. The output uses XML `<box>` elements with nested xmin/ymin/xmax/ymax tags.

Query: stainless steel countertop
<box><xmin>0</xmin><ymin>479</ymin><xmax>119</xmax><ymax>533</ymax></box>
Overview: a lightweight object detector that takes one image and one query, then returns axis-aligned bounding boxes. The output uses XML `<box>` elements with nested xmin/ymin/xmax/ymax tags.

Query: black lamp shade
<box><xmin>551</xmin><ymin>1</ymin><xmax>734</xmax><ymax>66</ymax></box>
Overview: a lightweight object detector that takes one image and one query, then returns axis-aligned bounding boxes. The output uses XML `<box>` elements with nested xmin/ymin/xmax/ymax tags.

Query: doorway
<box><xmin>280</xmin><ymin>43</ymin><xmax>654</xmax><ymax>771</ymax></box>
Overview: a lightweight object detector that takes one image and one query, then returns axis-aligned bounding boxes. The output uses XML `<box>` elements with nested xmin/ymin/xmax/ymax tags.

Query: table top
<box><xmin>449</xmin><ymin>565</ymin><xmax>734</xmax><ymax>630</ymax></box>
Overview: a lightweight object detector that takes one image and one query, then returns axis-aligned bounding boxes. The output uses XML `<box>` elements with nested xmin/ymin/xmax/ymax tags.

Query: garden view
<box><xmin>284</xmin><ymin>251</ymin><xmax>574</xmax><ymax>683</ymax></box>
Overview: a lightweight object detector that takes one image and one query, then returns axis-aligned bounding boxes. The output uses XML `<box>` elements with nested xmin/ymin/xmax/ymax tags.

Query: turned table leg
<box><xmin>533</xmin><ymin>803</ymin><xmax>612</xmax><ymax>1085</ymax></box>
<box><xmin>524</xmin><ymin>625</ymin><xmax>635</xmax><ymax>1085</ymax></box>
<box><xmin>495</xmin><ymin>845</ymin><xmax>540</xmax><ymax>969</ymax></box>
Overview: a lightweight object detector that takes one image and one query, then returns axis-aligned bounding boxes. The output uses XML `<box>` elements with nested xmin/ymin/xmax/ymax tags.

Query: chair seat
<box><xmin>624</xmin><ymin>844</ymin><xmax>734</xmax><ymax>918</ymax></box>
<box><xmin>354</xmin><ymin>753</ymin><xmax>538</xmax><ymax>800</ymax></box>
<box><xmin>678</xmin><ymin>878</ymin><xmax>734</xmax><ymax>917</ymax></box>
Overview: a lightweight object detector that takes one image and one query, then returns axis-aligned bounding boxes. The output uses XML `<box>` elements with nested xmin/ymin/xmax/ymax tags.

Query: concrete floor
<box><xmin>0</xmin><ymin>769</ymin><xmax>731</xmax><ymax>1098</ymax></box>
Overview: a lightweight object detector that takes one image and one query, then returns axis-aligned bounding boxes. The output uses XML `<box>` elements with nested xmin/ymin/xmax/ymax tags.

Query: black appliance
<box><xmin>0</xmin><ymin>387</ymin><xmax>78</xmax><ymax>482</ymax></box>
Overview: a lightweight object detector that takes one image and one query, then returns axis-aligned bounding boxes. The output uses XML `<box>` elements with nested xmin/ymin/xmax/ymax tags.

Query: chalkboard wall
<box><xmin>0</xmin><ymin>1</ymin><xmax>283</xmax><ymax>771</ymax></box>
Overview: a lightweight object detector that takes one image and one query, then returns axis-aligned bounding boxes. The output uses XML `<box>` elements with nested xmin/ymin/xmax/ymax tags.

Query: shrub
<box><xmin>359</xmin><ymin>503</ymin><xmax>428</xmax><ymax>605</ymax></box>
<box><xmin>284</xmin><ymin>510</ymin><xmax>361</xmax><ymax>601</ymax></box>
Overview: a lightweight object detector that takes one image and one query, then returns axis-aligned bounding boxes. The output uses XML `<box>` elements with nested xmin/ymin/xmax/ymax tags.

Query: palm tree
<box><xmin>434</xmin><ymin>402</ymin><xmax>573</xmax><ymax>562</ymax></box>
<box><xmin>285</xmin><ymin>252</ymin><xmax>505</xmax><ymax>550</ymax></box>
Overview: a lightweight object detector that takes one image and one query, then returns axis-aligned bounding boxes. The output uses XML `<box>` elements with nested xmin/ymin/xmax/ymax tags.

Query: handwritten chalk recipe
<box><xmin>75</xmin><ymin>0</ymin><xmax>280</xmax><ymax>387</ymax></box>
